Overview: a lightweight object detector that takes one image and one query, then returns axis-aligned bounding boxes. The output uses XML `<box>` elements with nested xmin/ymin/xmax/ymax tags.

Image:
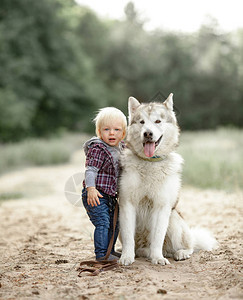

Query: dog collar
<box><xmin>136</xmin><ymin>154</ymin><xmax>166</xmax><ymax>162</ymax></box>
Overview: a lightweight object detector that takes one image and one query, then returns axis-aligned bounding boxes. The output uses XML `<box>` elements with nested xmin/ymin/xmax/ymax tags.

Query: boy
<box><xmin>82</xmin><ymin>107</ymin><xmax>127</xmax><ymax>261</ymax></box>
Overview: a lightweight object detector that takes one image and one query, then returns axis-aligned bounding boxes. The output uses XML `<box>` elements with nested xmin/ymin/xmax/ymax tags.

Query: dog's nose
<box><xmin>144</xmin><ymin>131</ymin><xmax>153</xmax><ymax>139</ymax></box>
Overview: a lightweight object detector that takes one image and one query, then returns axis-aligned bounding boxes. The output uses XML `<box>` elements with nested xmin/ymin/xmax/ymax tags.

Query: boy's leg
<box><xmin>82</xmin><ymin>189</ymin><xmax>110</xmax><ymax>259</ymax></box>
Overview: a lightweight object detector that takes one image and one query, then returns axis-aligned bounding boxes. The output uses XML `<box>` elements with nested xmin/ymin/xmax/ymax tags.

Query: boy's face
<box><xmin>98</xmin><ymin>120</ymin><xmax>125</xmax><ymax>147</ymax></box>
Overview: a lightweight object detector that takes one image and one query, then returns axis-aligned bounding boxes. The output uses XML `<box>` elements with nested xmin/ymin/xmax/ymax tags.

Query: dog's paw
<box><xmin>151</xmin><ymin>257</ymin><xmax>170</xmax><ymax>265</ymax></box>
<box><xmin>119</xmin><ymin>255</ymin><xmax>134</xmax><ymax>266</ymax></box>
<box><xmin>174</xmin><ymin>249</ymin><xmax>192</xmax><ymax>261</ymax></box>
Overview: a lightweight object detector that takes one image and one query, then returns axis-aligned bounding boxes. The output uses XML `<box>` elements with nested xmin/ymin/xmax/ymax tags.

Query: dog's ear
<box><xmin>128</xmin><ymin>97</ymin><xmax>140</xmax><ymax>116</ymax></box>
<box><xmin>163</xmin><ymin>93</ymin><xmax>173</xmax><ymax>111</ymax></box>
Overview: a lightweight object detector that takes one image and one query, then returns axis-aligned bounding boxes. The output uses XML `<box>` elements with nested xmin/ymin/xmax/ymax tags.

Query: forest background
<box><xmin>0</xmin><ymin>0</ymin><xmax>243</xmax><ymax>191</ymax></box>
<box><xmin>1</xmin><ymin>0</ymin><xmax>243</xmax><ymax>142</ymax></box>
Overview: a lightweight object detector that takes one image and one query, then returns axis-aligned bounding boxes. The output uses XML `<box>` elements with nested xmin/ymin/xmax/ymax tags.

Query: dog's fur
<box><xmin>119</xmin><ymin>94</ymin><xmax>217</xmax><ymax>266</ymax></box>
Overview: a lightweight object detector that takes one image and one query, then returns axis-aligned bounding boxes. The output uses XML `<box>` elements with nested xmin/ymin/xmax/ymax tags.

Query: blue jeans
<box><xmin>82</xmin><ymin>188</ymin><xmax>119</xmax><ymax>259</ymax></box>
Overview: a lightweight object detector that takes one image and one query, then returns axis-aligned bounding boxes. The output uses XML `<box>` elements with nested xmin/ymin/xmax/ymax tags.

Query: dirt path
<box><xmin>0</xmin><ymin>151</ymin><xmax>242</xmax><ymax>299</ymax></box>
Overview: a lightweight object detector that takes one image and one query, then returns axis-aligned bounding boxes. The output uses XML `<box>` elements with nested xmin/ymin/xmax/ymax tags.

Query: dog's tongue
<box><xmin>144</xmin><ymin>142</ymin><xmax>155</xmax><ymax>157</ymax></box>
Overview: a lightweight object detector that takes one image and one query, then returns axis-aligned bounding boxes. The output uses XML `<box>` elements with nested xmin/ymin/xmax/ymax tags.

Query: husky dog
<box><xmin>119</xmin><ymin>93</ymin><xmax>217</xmax><ymax>266</ymax></box>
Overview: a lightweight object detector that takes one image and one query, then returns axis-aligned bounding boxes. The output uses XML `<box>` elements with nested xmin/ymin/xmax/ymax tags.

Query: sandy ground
<box><xmin>0</xmin><ymin>150</ymin><xmax>242</xmax><ymax>300</ymax></box>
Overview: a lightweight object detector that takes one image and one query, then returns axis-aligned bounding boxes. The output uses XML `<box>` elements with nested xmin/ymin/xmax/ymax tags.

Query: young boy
<box><xmin>82</xmin><ymin>107</ymin><xmax>127</xmax><ymax>261</ymax></box>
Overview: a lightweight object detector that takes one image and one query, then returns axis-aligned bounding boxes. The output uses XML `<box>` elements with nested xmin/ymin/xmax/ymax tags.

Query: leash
<box><xmin>77</xmin><ymin>201</ymin><xmax>119</xmax><ymax>276</ymax></box>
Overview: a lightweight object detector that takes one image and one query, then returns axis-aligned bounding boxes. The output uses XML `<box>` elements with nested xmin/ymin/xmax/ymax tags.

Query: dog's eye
<box><xmin>155</xmin><ymin>120</ymin><xmax>161</xmax><ymax>123</ymax></box>
<box><xmin>140</xmin><ymin>120</ymin><xmax>145</xmax><ymax>124</ymax></box>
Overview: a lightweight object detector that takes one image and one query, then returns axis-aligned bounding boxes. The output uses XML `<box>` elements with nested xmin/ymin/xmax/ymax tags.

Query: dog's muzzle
<box><xmin>143</xmin><ymin>134</ymin><xmax>163</xmax><ymax>157</ymax></box>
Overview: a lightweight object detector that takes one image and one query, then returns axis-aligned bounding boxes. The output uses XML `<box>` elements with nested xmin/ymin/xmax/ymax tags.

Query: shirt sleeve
<box><xmin>85</xmin><ymin>145</ymin><xmax>105</xmax><ymax>169</ymax></box>
<box><xmin>85</xmin><ymin>166</ymin><xmax>99</xmax><ymax>187</ymax></box>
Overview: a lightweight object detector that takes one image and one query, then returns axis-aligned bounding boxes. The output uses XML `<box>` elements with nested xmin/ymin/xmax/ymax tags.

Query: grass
<box><xmin>0</xmin><ymin>129</ymin><xmax>242</xmax><ymax>192</ymax></box>
<box><xmin>0</xmin><ymin>192</ymin><xmax>24</xmax><ymax>202</ymax></box>
<box><xmin>0</xmin><ymin>133</ymin><xmax>89</xmax><ymax>175</ymax></box>
<box><xmin>178</xmin><ymin>128</ymin><xmax>243</xmax><ymax>191</ymax></box>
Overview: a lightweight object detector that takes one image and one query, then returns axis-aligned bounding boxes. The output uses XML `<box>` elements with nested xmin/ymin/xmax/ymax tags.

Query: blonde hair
<box><xmin>94</xmin><ymin>107</ymin><xmax>127</xmax><ymax>137</ymax></box>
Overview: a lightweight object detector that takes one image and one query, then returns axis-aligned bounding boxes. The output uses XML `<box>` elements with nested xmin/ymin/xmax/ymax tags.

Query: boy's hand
<box><xmin>87</xmin><ymin>187</ymin><xmax>103</xmax><ymax>207</ymax></box>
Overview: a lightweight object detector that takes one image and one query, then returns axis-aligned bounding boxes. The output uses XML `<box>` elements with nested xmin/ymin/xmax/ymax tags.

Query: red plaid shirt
<box><xmin>83</xmin><ymin>142</ymin><xmax>125</xmax><ymax>196</ymax></box>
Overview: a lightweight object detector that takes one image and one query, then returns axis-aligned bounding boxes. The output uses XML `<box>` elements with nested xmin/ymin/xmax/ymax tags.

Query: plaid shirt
<box><xmin>83</xmin><ymin>141</ymin><xmax>125</xmax><ymax>196</ymax></box>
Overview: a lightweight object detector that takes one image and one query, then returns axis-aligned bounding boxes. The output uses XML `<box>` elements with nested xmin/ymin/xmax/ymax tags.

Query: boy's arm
<box><xmin>85</xmin><ymin>145</ymin><xmax>105</xmax><ymax>206</ymax></box>
<box><xmin>85</xmin><ymin>166</ymin><xmax>103</xmax><ymax>206</ymax></box>
<box><xmin>85</xmin><ymin>166</ymin><xmax>98</xmax><ymax>188</ymax></box>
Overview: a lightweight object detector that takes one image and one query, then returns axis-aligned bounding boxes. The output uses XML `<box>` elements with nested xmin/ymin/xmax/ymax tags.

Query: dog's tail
<box><xmin>191</xmin><ymin>227</ymin><xmax>218</xmax><ymax>252</ymax></box>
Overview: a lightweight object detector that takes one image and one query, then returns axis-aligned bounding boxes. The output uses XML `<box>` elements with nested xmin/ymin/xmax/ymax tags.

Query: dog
<box><xmin>119</xmin><ymin>93</ymin><xmax>217</xmax><ymax>266</ymax></box>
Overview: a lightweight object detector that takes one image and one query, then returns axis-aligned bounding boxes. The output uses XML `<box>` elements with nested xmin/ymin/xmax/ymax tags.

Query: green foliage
<box><xmin>0</xmin><ymin>0</ymin><xmax>104</xmax><ymax>141</ymax></box>
<box><xmin>178</xmin><ymin>128</ymin><xmax>243</xmax><ymax>191</ymax></box>
<box><xmin>0</xmin><ymin>134</ymin><xmax>84</xmax><ymax>174</ymax></box>
<box><xmin>0</xmin><ymin>192</ymin><xmax>23</xmax><ymax>202</ymax></box>
<box><xmin>0</xmin><ymin>1</ymin><xmax>243</xmax><ymax>142</ymax></box>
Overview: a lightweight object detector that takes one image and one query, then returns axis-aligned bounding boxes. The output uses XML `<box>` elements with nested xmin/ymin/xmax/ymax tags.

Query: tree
<box><xmin>0</xmin><ymin>0</ymin><xmax>99</xmax><ymax>141</ymax></box>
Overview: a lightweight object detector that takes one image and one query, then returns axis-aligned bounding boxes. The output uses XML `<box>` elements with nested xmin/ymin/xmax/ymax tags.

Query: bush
<box><xmin>0</xmin><ymin>133</ymin><xmax>87</xmax><ymax>174</ymax></box>
<box><xmin>178</xmin><ymin>128</ymin><xmax>243</xmax><ymax>191</ymax></box>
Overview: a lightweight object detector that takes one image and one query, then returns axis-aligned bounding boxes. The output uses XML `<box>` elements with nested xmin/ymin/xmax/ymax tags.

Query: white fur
<box><xmin>119</xmin><ymin>94</ymin><xmax>218</xmax><ymax>266</ymax></box>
